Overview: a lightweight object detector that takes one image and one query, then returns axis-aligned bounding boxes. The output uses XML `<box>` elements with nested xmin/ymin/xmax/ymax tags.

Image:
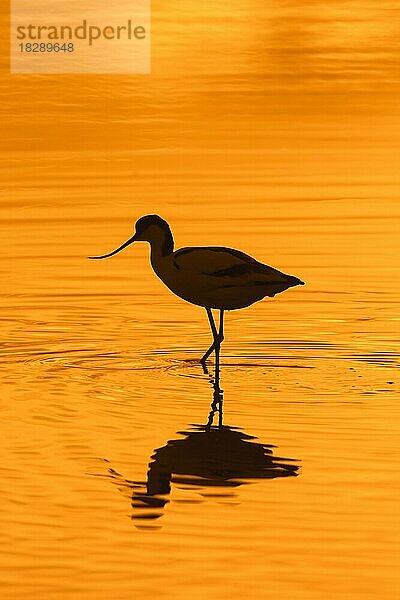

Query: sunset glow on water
<box><xmin>1</xmin><ymin>1</ymin><xmax>400</xmax><ymax>598</ymax></box>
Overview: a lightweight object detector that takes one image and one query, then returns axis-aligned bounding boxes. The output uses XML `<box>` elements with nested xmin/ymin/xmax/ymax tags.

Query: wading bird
<box><xmin>89</xmin><ymin>215</ymin><xmax>304</xmax><ymax>364</ymax></box>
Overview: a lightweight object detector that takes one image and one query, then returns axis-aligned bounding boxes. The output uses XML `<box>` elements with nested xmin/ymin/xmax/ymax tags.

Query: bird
<box><xmin>89</xmin><ymin>214</ymin><xmax>304</xmax><ymax>364</ymax></box>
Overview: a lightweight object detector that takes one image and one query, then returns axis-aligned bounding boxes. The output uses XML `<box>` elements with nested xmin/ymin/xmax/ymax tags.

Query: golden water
<box><xmin>1</xmin><ymin>1</ymin><xmax>400</xmax><ymax>598</ymax></box>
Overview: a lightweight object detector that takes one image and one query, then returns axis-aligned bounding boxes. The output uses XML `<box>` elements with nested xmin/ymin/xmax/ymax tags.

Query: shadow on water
<box><xmin>104</xmin><ymin>362</ymin><xmax>300</xmax><ymax>527</ymax></box>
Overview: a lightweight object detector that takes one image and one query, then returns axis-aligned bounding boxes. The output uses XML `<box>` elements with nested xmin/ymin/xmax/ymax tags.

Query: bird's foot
<box><xmin>200</xmin><ymin>360</ymin><xmax>210</xmax><ymax>374</ymax></box>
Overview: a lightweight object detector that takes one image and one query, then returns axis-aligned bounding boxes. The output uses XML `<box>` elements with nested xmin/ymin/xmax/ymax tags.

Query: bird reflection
<box><xmin>110</xmin><ymin>363</ymin><xmax>299</xmax><ymax>525</ymax></box>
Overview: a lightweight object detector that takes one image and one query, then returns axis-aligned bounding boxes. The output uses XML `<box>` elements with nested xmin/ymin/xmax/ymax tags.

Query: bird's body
<box><xmin>150</xmin><ymin>244</ymin><xmax>302</xmax><ymax>311</ymax></box>
<box><xmin>89</xmin><ymin>215</ymin><xmax>304</xmax><ymax>362</ymax></box>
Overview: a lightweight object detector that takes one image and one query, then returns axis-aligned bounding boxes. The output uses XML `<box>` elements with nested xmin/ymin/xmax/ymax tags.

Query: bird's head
<box><xmin>89</xmin><ymin>215</ymin><xmax>174</xmax><ymax>259</ymax></box>
<box><xmin>133</xmin><ymin>215</ymin><xmax>171</xmax><ymax>243</ymax></box>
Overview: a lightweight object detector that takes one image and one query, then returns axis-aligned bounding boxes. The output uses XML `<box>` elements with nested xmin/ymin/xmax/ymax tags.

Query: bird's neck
<box><xmin>149</xmin><ymin>230</ymin><xmax>174</xmax><ymax>266</ymax></box>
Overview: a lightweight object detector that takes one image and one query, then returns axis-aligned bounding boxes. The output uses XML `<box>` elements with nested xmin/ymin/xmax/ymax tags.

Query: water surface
<box><xmin>1</xmin><ymin>1</ymin><xmax>400</xmax><ymax>598</ymax></box>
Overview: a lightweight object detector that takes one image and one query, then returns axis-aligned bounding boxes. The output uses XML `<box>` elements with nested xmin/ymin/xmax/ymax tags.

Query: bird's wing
<box><xmin>173</xmin><ymin>246</ymin><xmax>298</xmax><ymax>285</ymax></box>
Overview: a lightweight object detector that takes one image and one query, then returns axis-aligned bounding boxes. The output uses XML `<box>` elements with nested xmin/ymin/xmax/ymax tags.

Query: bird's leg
<box><xmin>200</xmin><ymin>308</ymin><xmax>219</xmax><ymax>364</ymax></box>
<box><xmin>219</xmin><ymin>309</ymin><xmax>224</xmax><ymax>345</ymax></box>
<box><xmin>200</xmin><ymin>308</ymin><xmax>225</xmax><ymax>364</ymax></box>
<box><xmin>200</xmin><ymin>361</ymin><xmax>210</xmax><ymax>376</ymax></box>
<box><xmin>214</xmin><ymin>309</ymin><xmax>224</xmax><ymax>368</ymax></box>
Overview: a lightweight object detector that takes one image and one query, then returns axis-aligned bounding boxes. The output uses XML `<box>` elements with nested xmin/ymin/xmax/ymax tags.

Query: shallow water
<box><xmin>1</xmin><ymin>1</ymin><xmax>400</xmax><ymax>598</ymax></box>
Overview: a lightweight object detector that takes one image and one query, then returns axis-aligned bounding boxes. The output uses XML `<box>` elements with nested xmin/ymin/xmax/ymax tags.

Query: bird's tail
<box><xmin>286</xmin><ymin>275</ymin><xmax>305</xmax><ymax>287</ymax></box>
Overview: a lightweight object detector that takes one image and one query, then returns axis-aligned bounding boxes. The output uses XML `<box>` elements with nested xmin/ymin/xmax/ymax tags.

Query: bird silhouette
<box><xmin>89</xmin><ymin>215</ymin><xmax>304</xmax><ymax>363</ymax></box>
